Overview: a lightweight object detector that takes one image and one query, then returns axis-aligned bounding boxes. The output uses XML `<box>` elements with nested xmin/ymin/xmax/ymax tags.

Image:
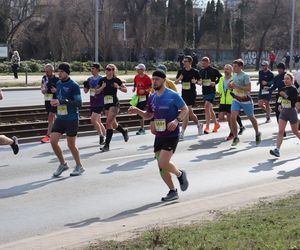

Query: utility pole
<box><xmin>123</xmin><ymin>21</ymin><xmax>128</xmax><ymax>75</ymax></box>
<box><xmin>290</xmin><ymin>0</ymin><xmax>296</xmax><ymax>71</ymax></box>
<box><xmin>95</xmin><ymin>0</ymin><xmax>99</xmax><ymax>63</ymax></box>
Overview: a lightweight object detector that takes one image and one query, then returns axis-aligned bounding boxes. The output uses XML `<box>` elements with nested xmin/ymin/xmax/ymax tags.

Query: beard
<box><xmin>153</xmin><ymin>84</ymin><xmax>162</xmax><ymax>91</ymax></box>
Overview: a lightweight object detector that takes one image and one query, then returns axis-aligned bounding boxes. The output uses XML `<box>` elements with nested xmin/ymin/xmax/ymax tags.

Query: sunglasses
<box><xmin>105</xmin><ymin>68</ymin><xmax>113</xmax><ymax>71</ymax></box>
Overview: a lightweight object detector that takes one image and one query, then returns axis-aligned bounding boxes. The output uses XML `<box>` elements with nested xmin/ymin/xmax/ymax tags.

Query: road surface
<box><xmin>1</xmin><ymin>117</ymin><xmax>300</xmax><ymax>247</ymax></box>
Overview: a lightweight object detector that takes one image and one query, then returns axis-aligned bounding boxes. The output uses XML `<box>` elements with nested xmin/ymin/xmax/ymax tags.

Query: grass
<box><xmin>89</xmin><ymin>194</ymin><xmax>300</xmax><ymax>250</ymax></box>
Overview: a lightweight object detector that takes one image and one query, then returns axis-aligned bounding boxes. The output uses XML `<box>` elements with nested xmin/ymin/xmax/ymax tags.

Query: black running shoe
<box><xmin>99</xmin><ymin>135</ymin><xmax>105</xmax><ymax>145</ymax></box>
<box><xmin>161</xmin><ymin>189</ymin><xmax>179</xmax><ymax>202</ymax></box>
<box><xmin>238</xmin><ymin>126</ymin><xmax>246</xmax><ymax>135</ymax></box>
<box><xmin>177</xmin><ymin>170</ymin><xmax>189</xmax><ymax>191</ymax></box>
<box><xmin>10</xmin><ymin>136</ymin><xmax>19</xmax><ymax>155</ymax></box>
<box><xmin>100</xmin><ymin>144</ymin><xmax>109</xmax><ymax>152</ymax></box>
<box><xmin>123</xmin><ymin>129</ymin><xmax>129</xmax><ymax>142</ymax></box>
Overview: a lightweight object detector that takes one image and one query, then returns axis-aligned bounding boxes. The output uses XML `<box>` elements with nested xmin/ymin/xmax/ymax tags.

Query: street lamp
<box><xmin>290</xmin><ymin>0</ymin><xmax>296</xmax><ymax>71</ymax></box>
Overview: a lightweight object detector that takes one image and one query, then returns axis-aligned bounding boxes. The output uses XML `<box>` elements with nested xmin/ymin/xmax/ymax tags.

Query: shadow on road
<box><xmin>249</xmin><ymin>157</ymin><xmax>300</xmax><ymax>173</ymax></box>
<box><xmin>65</xmin><ymin>217</ymin><xmax>102</xmax><ymax>228</ymax></box>
<box><xmin>100</xmin><ymin>157</ymin><xmax>155</xmax><ymax>174</ymax></box>
<box><xmin>0</xmin><ymin>177</ymin><xmax>69</xmax><ymax>199</ymax></box>
<box><xmin>277</xmin><ymin>167</ymin><xmax>300</xmax><ymax>179</ymax></box>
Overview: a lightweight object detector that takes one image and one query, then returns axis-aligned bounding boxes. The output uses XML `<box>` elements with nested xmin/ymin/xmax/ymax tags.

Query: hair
<box><xmin>106</xmin><ymin>64</ymin><xmax>118</xmax><ymax>76</ymax></box>
<box><xmin>233</xmin><ymin>59</ymin><xmax>244</xmax><ymax>68</ymax></box>
<box><xmin>201</xmin><ymin>57</ymin><xmax>210</xmax><ymax>63</ymax></box>
<box><xmin>44</xmin><ymin>63</ymin><xmax>54</xmax><ymax>71</ymax></box>
<box><xmin>184</xmin><ymin>55</ymin><xmax>193</xmax><ymax>63</ymax></box>
<box><xmin>285</xmin><ymin>72</ymin><xmax>295</xmax><ymax>82</ymax></box>
<box><xmin>224</xmin><ymin>64</ymin><xmax>233</xmax><ymax>71</ymax></box>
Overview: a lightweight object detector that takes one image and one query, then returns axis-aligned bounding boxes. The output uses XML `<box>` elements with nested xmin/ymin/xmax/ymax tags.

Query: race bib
<box><xmin>281</xmin><ymin>99</ymin><xmax>292</xmax><ymax>108</ymax></box>
<box><xmin>277</xmin><ymin>97</ymin><xmax>283</xmax><ymax>103</ymax></box>
<box><xmin>234</xmin><ymin>89</ymin><xmax>247</xmax><ymax>97</ymax></box>
<box><xmin>182</xmin><ymin>82</ymin><xmax>191</xmax><ymax>90</ymax></box>
<box><xmin>57</xmin><ymin>105</ymin><xmax>68</xmax><ymax>115</ymax></box>
<box><xmin>44</xmin><ymin>93</ymin><xmax>53</xmax><ymax>101</ymax></box>
<box><xmin>154</xmin><ymin>119</ymin><xmax>166</xmax><ymax>132</ymax></box>
<box><xmin>139</xmin><ymin>95</ymin><xmax>147</xmax><ymax>102</ymax></box>
<box><xmin>90</xmin><ymin>88</ymin><xmax>96</xmax><ymax>97</ymax></box>
<box><xmin>202</xmin><ymin>79</ymin><xmax>211</xmax><ymax>87</ymax></box>
<box><xmin>261</xmin><ymin>88</ymin><xmax>269</xmax><ymax>95</ymax></box>
<box><xmin>104</xmin><ymin>95</ymin><xmax>114</xmax><ymax>104</ymax></box>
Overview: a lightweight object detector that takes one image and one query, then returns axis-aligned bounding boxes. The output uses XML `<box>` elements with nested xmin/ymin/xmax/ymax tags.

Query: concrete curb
<box><xmin>1</xmin><ymin>177</ymin><xmax>299</xmax><ymax>250</ymax></box>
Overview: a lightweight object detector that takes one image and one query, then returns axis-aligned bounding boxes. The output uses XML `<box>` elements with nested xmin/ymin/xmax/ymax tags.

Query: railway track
<box><xmin>0</xmin><ymin>92</ymin><xmax>276</xmax><ymax>143</ymax></box>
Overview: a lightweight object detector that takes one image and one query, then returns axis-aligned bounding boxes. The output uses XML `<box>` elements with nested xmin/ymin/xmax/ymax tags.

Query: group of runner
<box><xmin>2</xmin><ymin>56</ymin><xmax>300</xmax><ymax>202</ymax></box>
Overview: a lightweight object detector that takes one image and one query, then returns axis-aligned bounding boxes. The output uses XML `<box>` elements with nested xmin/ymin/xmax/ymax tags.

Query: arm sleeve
<box><xmin>60</xmin><ymin>84</ymin><xmax>82</xmax><ymax>108</ymax></box>
<box><xmin>174</xmin><ymin>93</ymin><xmax>186</xmax><ymax>109</ymax></box>
<box><xmin>176</xmin><ymin>70</ymin><xmax>182</xmax><ymax>79</ymax></box>
<box><xmin>116</xmin><ymin>78</ymin><xmax>123</xmax><ymax>86</ymax></box>
<box><xmin>216</xmin><ymin>70</ymin><xmax>222</xmax><ymax>84</ymax></box>
<box><xmin>269</xmin><ymin>78</ymin><xmax>278</xmax><ymax>92</ymax></box>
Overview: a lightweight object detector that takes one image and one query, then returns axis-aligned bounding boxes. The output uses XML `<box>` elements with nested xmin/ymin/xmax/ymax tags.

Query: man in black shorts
<box><xmin>50</xmin><ymin>63</ymin><xmax>84</xmax><ymax>177</ymax></box>
<box><xmin>41</xmin><ymin>64</ymin><xmax>59</xmax><ymax>143</ymax></box>
<box><xmin>175</xmin><ymin>55</ymin><xmax>203</xmax><ymax>140</ymax></box>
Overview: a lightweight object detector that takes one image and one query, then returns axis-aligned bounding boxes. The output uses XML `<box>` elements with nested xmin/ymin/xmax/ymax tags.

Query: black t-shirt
<box><xmin>42</xmin><ymin>75</ymin><xmax>59</xmax><ymax>98</ymax></box>
<box><xmin>176</xmin><ymin>68</ymin><xmax>200</xmax><ymax>95</ymax></box>
<box><xmin>199</xmin><ymin>66</ymin><xmax>222</xmax><ymax>95</ymax></box>
<box><xmin>258</xmin><ymin>70</ymin><xmax>274</xmax><ymax>91</ymax></box>
<box><xmin>99</xmin><ymin>77</ymin><xmax>123</xmax><ymax>104</ymax></box>
<box><xmin>280</xmin><ymin>86</ymin><xmax>298</xmax><ymax>108</ymax></box>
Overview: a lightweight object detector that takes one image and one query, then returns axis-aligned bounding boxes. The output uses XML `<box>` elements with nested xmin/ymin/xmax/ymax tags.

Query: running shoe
<box><xmin>231</xmin><ymin>137</ymin><xmax>240</xmax><ymax>146</ymax></box>
<box><xmin>197</xmin><ymin>122</ymin><xmax>203</xmax><ymax>135</ymax></box>
<box><xmin>256</xmin><ymin>132</ymin><xmax>262</xmax><ymax>145</ymax></box>
<box><xmin>238</xmin><ymin>126</ymin><xmax>246</xmax><ymax>135</ymax></box>
<box><xmin>70</xmin><ymin>165</ymin><xmax>85</xmax><ymax>176</ymax></box>
<box><xmin>226</xmin><ymin>133</ymin><xmax>234</xmax><ymax>141</ymax></box>
<box><xmin>123</xmin><ymin>129</ymin><xmax>129</xmax><ymax>142</ymax></box>
<box><xmin>136</xmin><ymin>128</ymin><xmax>146</xmax><ymax>135</ymax></box>
<box><xmin>270</xmin><ymin>148</ymin><xmax>280</xmax><ymax>157</ymax></box>
<box><xmin>161</xmin><ymin>189</ymin><xmax>179</xmax><ymax>202</ymax></box>
<box><xmin>212</xmin><ymin>122</ymin><xmax>220</xmax><ymax>133</ymax></box>
<box><xmin>179</xmin><ymin>132</ymin><xmax>184</xmax><ymax>141</ymax></box>
<box><xmin>204</xmin><ymin>127</ymin><xmax>210</xmax><ymax>134</ymax></box>
<box><xmin>99</xmin><ymin>135</ymin><xmax>105</xmax><ymax>145</ymax></box>
<box><xmin>265</xmin><ymin>118</ymin><xmax>271</xmax><ymax>123</ymax></box>
<box><xmin>53</xmin><ymin>163</ymin><xmax>69</xmax><ymax>177</ymax></box>
<box><xmin>41</xmin><ymin>135</ymin><xmax>50</xmax><ymax>143</ymax></box>
<box><xmin>100</xmin><ymin>144</ymin><xmax>110</xmax><ymax>152</ymax></box>
<box><xmin>10</xmin><ymin>136</ymin><xmax>19</xmax><ymax>155</ymax></box>
<box><xmin>177</xmin><ymin>170</ymin><xmax>189</xmax><ymax>191</ymax></box>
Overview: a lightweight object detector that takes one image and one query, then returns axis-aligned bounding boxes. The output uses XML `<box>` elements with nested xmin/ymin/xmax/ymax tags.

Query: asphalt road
<box><xmin>1</xmin><ymin>117</ymin><xmax>300</xmax><ymax>245</ymax></box>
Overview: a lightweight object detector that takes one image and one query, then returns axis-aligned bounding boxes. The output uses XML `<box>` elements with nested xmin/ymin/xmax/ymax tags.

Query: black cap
<box><xmin>277</xmin><ymin>62</ymin><xmax>285</xmax><ymax>70</ymax></box>
<box><xmin>58</xmin><ymin>63</ymin><xmax>71</xmax><ymax>74</ymax></box>
<box><xmin>152</xmin><ymin>70</ymin><xmax>166</xmax><ymax>79</ymax></box>
<box><xmin>92</xmin><ymin>63</ymin><xmax>100</xmax><ymax>70</ymax></box>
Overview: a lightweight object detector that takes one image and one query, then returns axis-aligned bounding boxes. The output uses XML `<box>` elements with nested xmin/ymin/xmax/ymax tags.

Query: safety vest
<box><xmin>217</xmin><ymin>76</ymin><xmax>234</xmax><ymax>105</ymax></box>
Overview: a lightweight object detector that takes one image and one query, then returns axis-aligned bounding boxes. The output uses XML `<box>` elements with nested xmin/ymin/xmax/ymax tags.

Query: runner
<box><xmin>50</xmin><ymin>63</ymin><xmax>84</xmax><ymax>177</ymax></box>
<box><xmin>83</xmin><ymin>63</ymin><xmax>106</xmax><ymax>144</ymax></box>
<box><xmin>269</xmin><ymin>63</ymin><xmax>287</xmax><ymax>126</ymax></box>
<box><xmin>175</xmin><ymin>55</ymin><xmax>202</xmax><ymax>140</ymax></box>
<box><xmin>41</xmin><ymin>64</ymin><xmax>59</xmax><ymax>143</ymax></box>
<box><xmin>99</xmin><ymin>64</ymin><xmax>128</xmax><ymax>152</ymax></box>
<box><xmin>128</xmin><ymin>70</ymin><xmax>189</xmax><ymax>202</ymax></box>
<box><xmin>270</xmin><ymin>72</ymin><xmax>300</xmax><ymax>157</ymax></box>
<box><xmin>156</xmin><ymin>64</ymin><xmax>178</xmax><ymax>92</ymax></box>
<box><xmin>0</xmin><ymin>89</ymin><xmax>19</xmax><ymax>155</ymax></box>
<box><xmin>199</xmin><ymin>57</ymin><xmax>222</xmax><ymax>134</ymax></box>
<box><xmin>230</xmin><ymin>59</ymin><xmax>262</xmax><ymax>146</ymax></box>
<box><xmin>133</xmin><ymin>64</ymin><xmax>152</xmax><ymax>135</ymax></box>
<box><xmin>217</xmin><ymin>64</ymin><xmax>245</xmax><ymax>141</ymax></box>
<box><xmin>257</xmin><ymin>61</ymin><xmax>274</xmax><ymax>123</ymax></box>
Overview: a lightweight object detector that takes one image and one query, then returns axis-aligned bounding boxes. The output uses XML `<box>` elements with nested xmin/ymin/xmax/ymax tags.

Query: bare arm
<box><xmin>128</xmin><ymin>106</ymin><xmax>154</xmax><ymax>120</ymax></box>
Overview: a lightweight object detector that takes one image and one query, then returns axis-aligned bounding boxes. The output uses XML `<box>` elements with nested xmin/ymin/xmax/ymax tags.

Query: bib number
<box><xmin>281</xmin><ymin>99</ymin><xmax>292</xmax><ymax>108</ymax></box>
<box><xmin>182</xmin><ymin>82</ymin><xmax>191</xmax><ymax>90</ymax></box>
<box><xmin>57</xmin><ymin>105</ymin><xmax>68</xmax><ymax>115</ymax></box>
<box><xmin>139</xmin><ymin>95</ymin><xmax>147</xmax><ymax>102</ymax></box>
<box><xmin>104</xmin><ymin>95</ymin><xmax>114</xmax><ymax>104</ymax></box>
<box><xmin>90</xmin><ymin>88</ymin><xmax>96</xmax><ymax>97</ymax></box>
<box><xmin>154</xmin><ymin>119</ymin><xmax>166</xmax><ymax>132</ymax></box>
<box><xmin>277</xmin><ymin>97</ymin><xmax>283</xmax><ymax>103</ymax></box>
<box><xmin>261</xmin><ymin>88</ymin><xmax>269</xmax><ymax>95</ymax></box>
<box><xmin>44</xmin><ymin>93</ymin><xmax>53</xmax><ymax>101</ymax></box>
<box><xmin>202</xmin><ymin>80</ymin><xmax>211</xmax><ymax>87</ymax></box>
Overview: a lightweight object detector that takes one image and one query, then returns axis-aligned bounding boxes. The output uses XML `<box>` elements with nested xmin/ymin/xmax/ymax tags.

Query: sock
<box><xmin>105</xmin><ymin>129</ymin><xmax>113</xmax><ymax>145</ymax></box>
<box><xmin>115</xmin><ymin>125</ymin><xmax>125</xmax><ymax>134</ymax></box>
<box><xmin>237</xmin><ymin>116</ymin><xmax>243</xmax><ymax>128</ymax></box>
<box><xmin>181</xmin><ymin>129</ymin><xmax>185</xmax><ymax>135</ymax></box>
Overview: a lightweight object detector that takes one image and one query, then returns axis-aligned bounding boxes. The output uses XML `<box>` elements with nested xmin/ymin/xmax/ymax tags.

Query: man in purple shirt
<box><xmin>129</xmin><ymin>70</ymin><xmax>189</xmax><ymax>202</ymax></box>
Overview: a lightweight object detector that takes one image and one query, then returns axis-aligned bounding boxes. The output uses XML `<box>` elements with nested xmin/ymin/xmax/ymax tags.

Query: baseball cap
<box><xmin>135</xmin><ymin>63</ymin><xmax>146</xmax><ymax>70</ymax></box>
<box><xmin>261</xmin><ymin>61</ymin><xmax>269</xmax><ymax>66</ymax></box>
<box><xmin>156</xmin><ymin>64</ymin><xmax>167</xmax><ymax>73</ymax></box>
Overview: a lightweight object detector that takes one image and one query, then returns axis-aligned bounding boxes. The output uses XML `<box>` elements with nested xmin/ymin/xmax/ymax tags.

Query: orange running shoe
<box><xmin>213</xmin><ymin>122</ymin><xmax>220</xmax><ymax>133</ymax></box>
<box><xmin>204</xmin><ymin>127</ymin><xmax>210</xmax><ymax>134</ymax></box>
<box><xmin>41</xmin><ymin>135</ymin><xmax>50</xmax><ymax>143</ymax></box>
